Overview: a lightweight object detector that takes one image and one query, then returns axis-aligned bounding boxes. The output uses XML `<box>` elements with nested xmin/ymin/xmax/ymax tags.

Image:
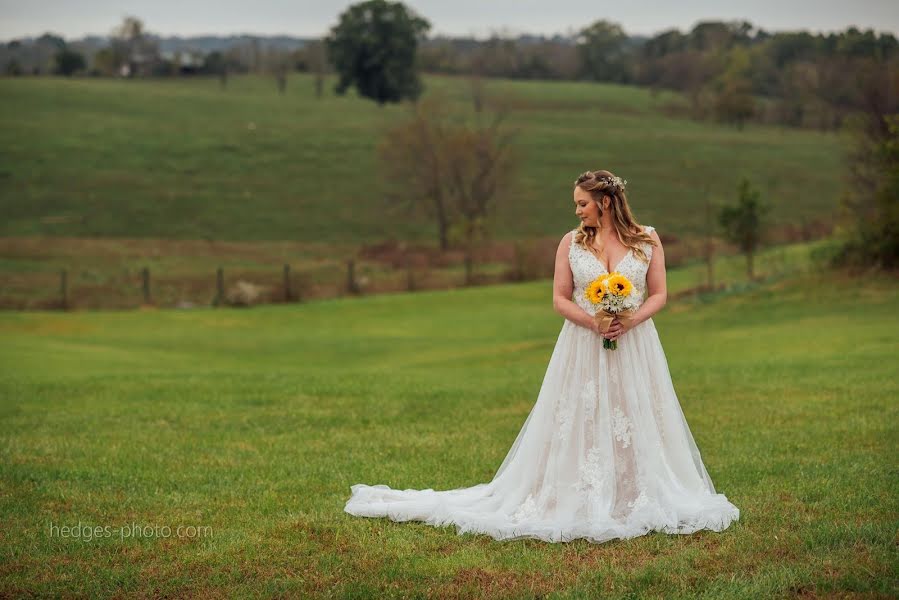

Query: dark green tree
<box><xmin>53</xmin><ymin>48</ymin><xmax>85</xmax><ymax>76</ymax></box>
<box><xmin>711</xmin><ymin>46</ymin><xmax>756</xmax><ymax>129</ymax></box>
<box><xmin>576</xmin><ymin>20</ymin><xmax>630</xmax><ymax>83</ymax></box>
<box><xmin>835</xmin><ymin>112</ymin><xmax>899</xmax><ymax>270</ymax></box>
<box><xmin>36</xmin><ymin>33</ymin><xmax>66</xmax><ymax>51</ymax></box>
<box><xmin>202</xmin><ymin>50</ymin><xmax>229</xmax><ymax>88</ymax></box>
<box><xmin>719</xmin><ymin>177</ymin><xmax>770</xmax><ymax>279</ymax></box>
<box><xmin>5</xmin><ymin>58</ymin><xmax>23</xmax><ymax>76</ymax></box>
<box><xmin>325</xmin><ymin>0</ymin><xmax>430</xmax><ymax>105</ymax></box>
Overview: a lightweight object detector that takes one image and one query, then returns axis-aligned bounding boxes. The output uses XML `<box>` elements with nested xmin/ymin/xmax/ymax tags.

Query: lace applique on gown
<box><xmin>344</xmin><ymin>225</ymin><xmax>740</xmax><ymax>543</ymax></box>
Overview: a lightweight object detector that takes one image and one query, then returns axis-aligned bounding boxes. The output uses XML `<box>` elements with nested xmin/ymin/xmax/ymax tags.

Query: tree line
<box><xmin>3</xmin><ymin>11</ymin><xmax>896</xmax><ymax>131</ymax></box>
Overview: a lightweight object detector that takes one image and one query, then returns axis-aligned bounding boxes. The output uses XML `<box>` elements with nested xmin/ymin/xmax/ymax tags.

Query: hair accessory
<box><xmin>601</xmin><ymin>175</ymin><xmax>627</xmax><ymax>193</ymax></box>
<box><xmin>576</xmin><ymin>171</ymin><xmax>628</xmax><ymax>194</ymax></box>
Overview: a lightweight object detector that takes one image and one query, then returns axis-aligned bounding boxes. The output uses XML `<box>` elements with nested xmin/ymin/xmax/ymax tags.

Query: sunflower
<box><xmin>585</xmin><ymin>277</ymin><xmax>607</xmax><ymax>304</ymax></box>
<box><xmin>604</xmin><ymin>273</ymin><xmax>633</xmax><ymax>296</ymax></box>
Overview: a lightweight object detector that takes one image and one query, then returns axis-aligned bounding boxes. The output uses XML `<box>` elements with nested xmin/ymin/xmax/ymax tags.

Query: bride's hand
<box><xmin>592</xmin><ymin>315</ymin><xmax>623</xmax><ymax>338</ymax></box>
<box><xmin>604</xmin><ymin>318</ymin><xmax>629</xmax><ymax>341</ymax></box>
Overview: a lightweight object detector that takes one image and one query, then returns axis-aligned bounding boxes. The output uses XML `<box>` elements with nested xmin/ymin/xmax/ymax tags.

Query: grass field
<box><xmin>0</xmin><ymin>266</ymin><xmax>896</xmax><ymax>597</ymax></box>
<box><xmin>0</xmin><ymin>73</ymin><xmax>844</xmax><ymax>243</ymax></box>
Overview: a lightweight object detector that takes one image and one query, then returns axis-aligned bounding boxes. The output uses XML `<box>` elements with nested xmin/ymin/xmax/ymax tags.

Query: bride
<box><xmin>344</xmin><ymin>169</ymin><xmax>740</xmax><ymax>543</ymax></box>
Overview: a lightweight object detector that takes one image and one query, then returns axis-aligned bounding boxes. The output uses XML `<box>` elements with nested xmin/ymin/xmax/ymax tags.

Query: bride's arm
<box><xmin>552</xmin><ymin>232</ymin><xmax>599</xmax><ymax>332</ymax></box>
<box><xmin>632</xmin><ymin>229</ymin><xmax>667</xmax><ymax>325</ymax></box>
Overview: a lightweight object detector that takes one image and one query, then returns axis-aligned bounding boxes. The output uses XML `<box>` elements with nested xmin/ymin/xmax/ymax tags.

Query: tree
<box><xmin>576</xmin><ymin>20</ymin><xmax>630</xmax><ymax>83</ymax></box>
<box><xmin>53</xmin><ymin>48</ymin><xmax>85</xmax><ymax>76</ymax></box>
<box><xmin>376</xmin><ymin>91</ymin><xmax>520</xmax><ymax>272</ymax></box>
<box><xmin>92</xmin><ymin>47</ymin><xmax>119</xmax><ymax>76</ymax></box>
<box><xmin>5</xmin><ymin>58</ymin><xmax>23</xmax><ymax>76</ymax></box>
<box><xmin>325</xmin><ymin>0</ymin><xmax>431</xmax><ymax>105</ymax></box>
<box><xmin>688</xmin><ymin>21</ymin><xmax>747</xmax><ymax>52</ymax></box>
<box><xmin>865</xmin><ymin>115</ymin><xmax>899</xmax><ymax>269</ymax></box>
<box><xmin>202</xmin><ymin>50</ymin><xmax>231</xmax><ymax>88</ymax></box>
<box><xmin>377</xmin><ymin>93</ymin><xmax>454</xmax><ymax>250</ymax></box>
<box><xmin>301</xmin><ymin>39</ymin><xmax>329</xmax><ymax>98</ymax></box>
<box><xmin>835</xmin><ymin>111</ymin><xmax>899</xmax><ymax>270</ymax></box>
<box><xmin>109</xmin><ymin>16</ymin><xmax>159</xmax><ymax>77</ymax></box>
<box><xmin>262</xmin><ymin>48</ymin><xmax>291</xmax><ymax>94</ymax></box>
<box><xmin>711</xmin><ymin>46</ymin><xmax>756</xmax><ymax>129</ymax></box>
<box><xmin>830</xmin><ymin>54</ymin><xmax>899</xmax><ymax>270</ymax></box>
<box><xmin>36</xmin><ymin>33</ymin><xmax>66</xmax><ymax>51</ymax></box>
<box><xmin>719</xmin><ymin>177</ymin><xmax>770</xmax><ymax>279</ymax></box>
<box><xmin>443</xmin><ymin>103</ymin><xmax>519</xmax><ymax>285</ymax></box>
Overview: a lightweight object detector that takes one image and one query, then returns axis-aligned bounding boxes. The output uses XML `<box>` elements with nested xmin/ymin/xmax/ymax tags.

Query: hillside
<box><xmin>0</xmin><ymin>73</ymin><xmax>844</xmax><ymax>244</ymax></box>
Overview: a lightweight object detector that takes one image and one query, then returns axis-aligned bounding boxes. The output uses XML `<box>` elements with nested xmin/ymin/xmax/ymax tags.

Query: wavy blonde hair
<box><xmin>572</xmin><ymin>169</ymin><xmax>656</xmax><ymax>265</ymax></box>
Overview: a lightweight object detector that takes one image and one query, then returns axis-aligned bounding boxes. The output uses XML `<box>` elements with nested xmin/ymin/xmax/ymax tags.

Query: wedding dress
<box><xmin>344</xmin><ymin>225</ymin><xmax>740</xmax><ymax>543</ymax></box>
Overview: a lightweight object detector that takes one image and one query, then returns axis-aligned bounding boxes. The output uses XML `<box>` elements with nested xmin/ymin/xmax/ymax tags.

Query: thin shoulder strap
<box><xmin>642</xmin><ymin>225</ymin><xmax>656</xmax><ymax>260</ymax></box>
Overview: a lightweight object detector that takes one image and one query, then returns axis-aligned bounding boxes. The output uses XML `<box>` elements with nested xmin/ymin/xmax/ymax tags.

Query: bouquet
<box><xmin>584</xmin><ymin>271</ymin><xmax>639</xmax><ymax>350</ymax></box>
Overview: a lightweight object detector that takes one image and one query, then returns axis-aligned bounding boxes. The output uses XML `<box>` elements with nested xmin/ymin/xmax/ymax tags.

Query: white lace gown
<box><xmin>344</xmin><ymin>225</ymin><xmax>740</xmax><ymax>543</ymax></box>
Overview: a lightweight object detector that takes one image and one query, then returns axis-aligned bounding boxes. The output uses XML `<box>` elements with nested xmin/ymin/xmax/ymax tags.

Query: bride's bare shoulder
<box><xmin>642</xmin><ymin>224</ymin><xmax>661</xmax><ymax>242</ymax></box>
<box><xmin>556</xmin><ymin>229</ymin><xmax>575</xmax><ymax>257</ymax></box>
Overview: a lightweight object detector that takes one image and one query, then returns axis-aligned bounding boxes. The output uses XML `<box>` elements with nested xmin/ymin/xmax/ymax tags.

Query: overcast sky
<box><xmin>1</xmin><ymin>0</ymin><xmax>897</xmax><ymax>41</ymax></box>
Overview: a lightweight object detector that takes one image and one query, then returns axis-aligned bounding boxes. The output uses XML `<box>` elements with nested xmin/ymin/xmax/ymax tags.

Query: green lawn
<box><xmin>0</xmin><ymin>267</ymin><xmax>896</xmax><ymax>597</ymax></box>
<box><xmin>0</xmin><ymin>73</ymin><xmax>844</xmax><ymax>243</ymax></box>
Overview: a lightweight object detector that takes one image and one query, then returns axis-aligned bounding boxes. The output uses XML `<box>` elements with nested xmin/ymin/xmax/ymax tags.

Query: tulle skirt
<box><xmin>343</xmin><ymin>318</ymin><xmax>740</xmax><ymax>543</ymax></box>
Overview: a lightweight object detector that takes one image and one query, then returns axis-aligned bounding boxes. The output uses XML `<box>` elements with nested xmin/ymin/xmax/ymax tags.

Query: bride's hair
<box><xmin>572</xmin><ymin>169</ymin><xmax>656</xmax><ymax>264</ymax></box>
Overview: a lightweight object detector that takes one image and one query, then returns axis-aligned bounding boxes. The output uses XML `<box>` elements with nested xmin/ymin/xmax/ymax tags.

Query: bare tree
<box><xmin>443</xmin><ymin>100</ymin><xmax>520</xmax><ymax>285</ymax></box>
<box><xmin>110</xmin><ymin>16</ymin><xmax>159</xmax><ymax>77</ymax></box>
<box><xmin>377</xmin><ymin>93</ymin><xmax>455</xmax><ymax>250</ymax></box>
<box><xmin>304</xmin><ymin>39</ymin><xmax>329</xmax><ymax>98</ymax></box>
<box><xmin>377</xmin><ymin>91</ymin><xmax>520</xmax><ymax>270</ymax></box>
<box><xmin>251</xmin><ymin>37</ymin><xmax>261</xmax><ymax>73</ymax></box>
<box><xmin>262</xmin><ymin>48</ymin><xmax>290</xmax><ymax>94</ymax></box>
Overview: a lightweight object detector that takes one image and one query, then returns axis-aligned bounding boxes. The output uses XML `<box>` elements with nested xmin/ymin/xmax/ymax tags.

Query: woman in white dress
<box><xmin>344</xmin><ymin>169</ymin><xmax>740</xmax><ymax>543</ymax></box>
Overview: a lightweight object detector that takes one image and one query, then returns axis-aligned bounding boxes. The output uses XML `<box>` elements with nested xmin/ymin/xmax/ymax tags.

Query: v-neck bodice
<box><xmin>585</xmin><ymin>244</ymin><xmax>633</xmax><ymax>275</ymax></box>
<box><xmin>568</xmin><ymin>225</ymin><xmax>656</xmax><ymax>315</ymax></box>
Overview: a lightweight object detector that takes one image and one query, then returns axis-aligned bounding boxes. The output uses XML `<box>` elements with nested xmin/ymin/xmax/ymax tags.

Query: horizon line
<box><xmin>3</xmin><ymin>21</ymin><xmax>896</xmax><ymax>45</ymax></box>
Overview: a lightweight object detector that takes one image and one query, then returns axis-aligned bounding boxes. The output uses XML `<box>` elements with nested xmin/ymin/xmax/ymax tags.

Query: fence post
<box><xmin>60</xmin><ymin>268</ymin><xmax>68</xmax><ymax>310</ymax></box>
<box><xmin>141</xmin><ymin>267</ymin><xmax>151</xmax><ymax>304</ymax></box>
<box><xmin>347</xmin><ymin>259</ymin><xmax>360</xmax><ymax>295</ymax></box>
<box><xmin>464</xmin><ymin>252</ymin><xmax>474</xmax><ymax>286</ymax></box>
<box><xmin>283</xmin><ymin>264</ymin><xmax>292</xmax><ymax>301</ymax></box>
<box><xmin>405</xmin><ymin>254</ymin><xmax>416</xmax><ymax>291</ymax></box>
<box><xmin>213</xmin><ymin>267</ymin><xmax>224</xmax><ymax>306</ymax></box>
